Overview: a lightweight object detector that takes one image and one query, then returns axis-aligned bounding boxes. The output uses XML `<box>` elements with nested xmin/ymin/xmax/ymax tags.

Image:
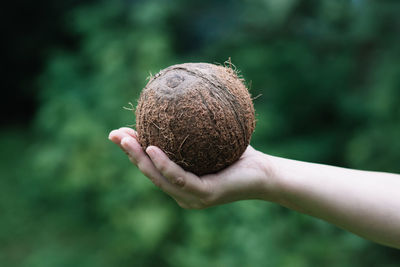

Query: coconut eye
<box><xmin>166</xmin><ymin>74</ymin><xmax>185</xmax><ymax>88</ymax></box>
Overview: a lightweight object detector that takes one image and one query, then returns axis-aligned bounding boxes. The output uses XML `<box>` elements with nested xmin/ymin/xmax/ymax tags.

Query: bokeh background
<box><xmin>2</xmin><ymin>0</ymin><xmax>400</xmax><ymax>266</ymax></box>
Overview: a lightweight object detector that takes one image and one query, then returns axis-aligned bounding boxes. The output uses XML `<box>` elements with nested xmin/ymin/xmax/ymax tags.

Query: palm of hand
<box><xmin>109</xmin><ymin>128</ymin><xmax>271</xmax><ymax>209</ymax></box>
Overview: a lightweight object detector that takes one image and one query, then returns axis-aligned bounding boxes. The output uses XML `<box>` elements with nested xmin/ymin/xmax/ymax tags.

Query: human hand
<box><xmin>108</xmin><ymin>127</ymin><xmax>278</xmax><ymax>209</ymax></box>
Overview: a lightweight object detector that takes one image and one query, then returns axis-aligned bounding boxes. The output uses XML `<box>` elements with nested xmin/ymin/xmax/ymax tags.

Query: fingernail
<box><xmin>146</xmin><ymin>147</ymin><xmax>156</xmax><ymax>158</ymax></box>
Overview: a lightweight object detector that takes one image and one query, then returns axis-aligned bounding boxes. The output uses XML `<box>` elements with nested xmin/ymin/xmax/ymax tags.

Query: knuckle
<box><xmin>196</xmin><ymin>179</ymin><xmax>212</xmax><ymax>197</ymax></box>
<box><xmin>172</xmin><ymin>176</ymin><xmax>185</xmax><ymax>187</ymax></box>
<box><xmin>199</xmin><ymin>194</ymin><xmax>214</xmax><ymax>208</ymax></box>
<box><xmin>158</xmin><ymin>159</ymin><xmax>169</xmax><ymax>173</ymax></box>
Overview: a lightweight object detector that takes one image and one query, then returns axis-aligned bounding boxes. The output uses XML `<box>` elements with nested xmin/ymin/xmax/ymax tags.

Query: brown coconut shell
<box><xmin>135</xmin><ymin>62</ymin><xmax>255</xmax><ymax>176</ymax></box>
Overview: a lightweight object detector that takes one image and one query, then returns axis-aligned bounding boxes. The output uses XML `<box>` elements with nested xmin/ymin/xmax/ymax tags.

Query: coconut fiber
<box><xmin>135</xmin><ymin>62</ymin><xmax>255</xmax><ymax>176</ymax></box>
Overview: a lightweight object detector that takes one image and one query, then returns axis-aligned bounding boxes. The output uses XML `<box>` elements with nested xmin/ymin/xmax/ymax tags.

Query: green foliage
<box><xmin>1</xmin><ymin>0</ymin><xmax>400</xmax><ymax>266</ymax></box>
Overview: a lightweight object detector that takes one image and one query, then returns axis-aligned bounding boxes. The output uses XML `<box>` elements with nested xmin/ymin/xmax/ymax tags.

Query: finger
<box><xmin>121</xmin><ymin>137</ymin><xmax>180</xmax><ymax>195</ymax></box>
<box><xmin>146</xmin><ymin>146</ymin><xmax>209</xmax><ymax>196</ymax></box>
<box><xmin>108</xmin><ymin>129</ymin><xmax>130</xmax><ymax>144</ymax></box>
<box><xmin>109</xmin><ymin>129</ymin><xmax>132</xmax><ymax>152</ymax></box>
<box><xmin>119</xmin><ymin>127</ymin><xmax>137</xmax><ymax>138</ymax></box>
<box><xmin>108</xmin><ymin>129</ymin><xmax>120</xmax><ymax>143</ymax></box>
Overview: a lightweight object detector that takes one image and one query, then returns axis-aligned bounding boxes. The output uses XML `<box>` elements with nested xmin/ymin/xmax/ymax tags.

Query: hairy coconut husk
<box><xmin>135</xmin><ymin>62</ymin><xmax>255</xmax><ymax>176</ymax></box>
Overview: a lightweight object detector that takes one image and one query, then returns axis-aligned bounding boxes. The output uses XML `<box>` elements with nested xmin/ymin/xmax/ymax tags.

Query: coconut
<box><xmin>135</xmin><ymin>62</ymin><xmax>255</xmax><ymax>176</ymax></box>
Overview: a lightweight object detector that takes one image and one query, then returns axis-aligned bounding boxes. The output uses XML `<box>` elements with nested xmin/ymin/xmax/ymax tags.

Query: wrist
<box><xmin>256</xmin><ymin>152</ymin><xmax>286</xmax><ymax>204</ymax></box>
<box><xmin>261</xmin><ymin>155</ymin><xmax>312</xmax><ymax>214</ymax></box>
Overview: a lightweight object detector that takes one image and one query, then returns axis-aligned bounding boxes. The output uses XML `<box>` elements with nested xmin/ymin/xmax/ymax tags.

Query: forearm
<box><xmin>263</xmin><ymin>154</ymin><xmax>400</xmax><ymax>249</ymax></box>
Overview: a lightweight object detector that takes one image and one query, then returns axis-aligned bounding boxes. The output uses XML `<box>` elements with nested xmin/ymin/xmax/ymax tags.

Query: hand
<box><xmin>109</xmin><ymin>128</ymin><xmax>400</xmax><ymax>248</ymax></box>
<box><xmin>108</xmin><ymin>127</ymin><xmax>277</xmax><ymax>209</ymax></box>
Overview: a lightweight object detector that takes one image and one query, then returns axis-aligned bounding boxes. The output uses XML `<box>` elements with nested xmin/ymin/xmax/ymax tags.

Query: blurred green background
<box><xmin>2</xmin><ymin>0</ymin><xmax>400</xmax><ymax>266</ymax></box>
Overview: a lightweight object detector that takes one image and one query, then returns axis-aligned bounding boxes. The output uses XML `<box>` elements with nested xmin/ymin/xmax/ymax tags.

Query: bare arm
<box><xmin>109</xmin><ymin>128</ymin><xmax>400</xmax><ymax>249</ymax></box>
<box><xmin>269</xmin><ymin>156</ymin><xmax>400</xmax><ymax>249</ymax></box>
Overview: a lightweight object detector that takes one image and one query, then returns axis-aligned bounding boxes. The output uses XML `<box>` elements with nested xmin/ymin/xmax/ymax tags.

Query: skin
<box><xmin>109</xmin><ymin>127</ymin><xmax>400</xmax><ymax>249</ymax></box>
